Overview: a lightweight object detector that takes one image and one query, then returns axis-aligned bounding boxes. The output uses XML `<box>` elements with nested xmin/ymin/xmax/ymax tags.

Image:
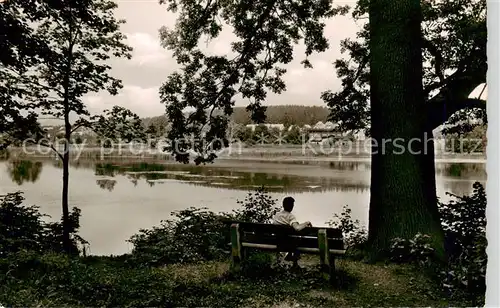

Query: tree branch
<box><xmin>70</xmin><ymin>120</ymin><xmax>92</xmax><ymax>134</ymax></box>
<box><xmin>428</xmin><ymin>97</ymin><xmax>485</xmax><ymax>130</ymax></box>
<box><xmin>422</xmin><ymin>38</ymin><xmax>444</xmax><ymax>83</ymax></box>
<box><xmin>28</xmin><ymin>139</ymin><xmax>64</xmax><ymax>160</ymax></box>
<box><xmin>425</xmin><ymin>48</ymin><xmax>486</xmax><ymax>130</ymax></box>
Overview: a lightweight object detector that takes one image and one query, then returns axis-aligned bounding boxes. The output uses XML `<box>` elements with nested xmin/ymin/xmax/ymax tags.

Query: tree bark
<box><xmin>367</xmin><ymin>0</ymin><xmax>444</xmax><ymax>259</ymax></box>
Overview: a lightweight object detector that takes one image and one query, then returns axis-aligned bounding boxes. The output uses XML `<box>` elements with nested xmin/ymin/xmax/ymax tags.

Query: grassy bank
<box><xmin>0</xmin><ymin>180</ymin><xmax>486</xmax><ymax>307</ymax></box>
<box><xmin>0</xmin><ymin>252</ymin><xmax>463</xmax><ymax>307</ymax></box>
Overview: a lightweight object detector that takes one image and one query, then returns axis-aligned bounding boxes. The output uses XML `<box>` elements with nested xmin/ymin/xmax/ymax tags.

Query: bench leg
<box><xmin>318</xmin><ymin>229</ymin><xmax>331</xmax><ymax>281</ymax></box>
<box><xmin>230</xmin><ymin>223</ymin><xmax>242</xmax><ymax>272</ymax></box>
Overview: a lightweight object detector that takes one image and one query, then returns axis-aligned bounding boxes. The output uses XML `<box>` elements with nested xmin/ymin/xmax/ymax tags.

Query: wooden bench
<box><xmin>229</xmin><ymin>221</ymin><xmax>346</xmax><ymax>281</ymax></box>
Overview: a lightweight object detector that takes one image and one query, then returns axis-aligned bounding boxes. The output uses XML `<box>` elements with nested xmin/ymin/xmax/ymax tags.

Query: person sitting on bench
<box><xmin>272</xmin><ymin>196</ymin><xmax>312</xmax><ymax>266</ymax></box>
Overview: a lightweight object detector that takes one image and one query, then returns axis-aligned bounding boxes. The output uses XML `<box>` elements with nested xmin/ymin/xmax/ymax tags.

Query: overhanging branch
<box><xmin>428</xmin><ymin>97</ymin><xmax>485</xmax><ymax>130</ymax></box>
<box><xmin>426</xmin><ymin>60</ymin><xmax>486</xmax><ymax>130</ymax></box>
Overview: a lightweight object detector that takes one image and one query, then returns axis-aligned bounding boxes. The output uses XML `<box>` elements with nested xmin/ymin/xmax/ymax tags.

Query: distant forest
<box><xmin>141</xmin><ymin>105</ymin><xmax>330</xmax><ymax>128</ymax></box>
<box><xmin>230</xmin><ymin>105</ymin><xmax>330</xmax><ymax>125</ymax></box>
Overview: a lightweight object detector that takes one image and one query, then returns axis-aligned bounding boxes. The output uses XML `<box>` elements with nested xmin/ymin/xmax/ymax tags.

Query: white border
<box><xmin>486</xmin><ymin>0</ymin><xmax>499</xmax><ymax>306</ymax></box>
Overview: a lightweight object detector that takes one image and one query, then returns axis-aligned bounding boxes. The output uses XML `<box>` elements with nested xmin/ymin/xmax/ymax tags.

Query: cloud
<box><xmin>83</xmin><ymin>85</ymin><xmax>164</xmax><ymax>117</ymax></box>
<box><xmin>120</xmin><ymin>85</ymin><xmax>163</xmax><ymax>116</ymax></box>
<box><xmin>125</xmin><ymin>32</ymin><xmax>171</xmax><ymax>67</ymax></box>
<box><xmin>83</xmin><ymin>4</ymin><xmax>366</xmax><ymax>116</ymax></box>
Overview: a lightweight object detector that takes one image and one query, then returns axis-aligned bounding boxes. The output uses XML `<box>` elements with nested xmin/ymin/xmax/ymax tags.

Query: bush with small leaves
<box><xmin>386</xmin><ymin>182</ymin><xmax>486</xmax><ymax>304</ymax></box>
<box><xmin>0</xmin><ymin>192</ymin><xmax>87</xmax><ymax>257</ymax></box>
<box><xmin>389</xmin><ymin>233</ymin><xmax>435</xmax><ymax>267</ymax></box>
<box><xmin>233</xmin><ymin>186</ymin><xmax>279</xmax><ymax>223</ymax></box>
<box><xmin>128</xmin><ymin>207</ymin><xmax>231</xmax><ymax>266</ymax></box>
<box><xmin>438</xmin><ymin>182</ymin><xmax>486</xmax><ymax>303</ymax></box>
<box><xmin>128</xmin><ymin>187</ymin><xmax>279</xmax><ymax>265</ymax></box>
<box><xmin>326</xmin><ymin>205</ymin><xmax>368</xmax><ymax>257</ymax></box>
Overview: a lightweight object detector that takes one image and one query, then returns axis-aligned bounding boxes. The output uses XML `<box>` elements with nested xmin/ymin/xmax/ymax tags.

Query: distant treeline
<box><xmin>230</xmin><ymin>105</ymin><xmax>330</xmax><ymax>126</ymax></box>
<box><xmin>141</xmin><ymin>105</ymin><xmax>330</xmax><ymax>128</ymax></box>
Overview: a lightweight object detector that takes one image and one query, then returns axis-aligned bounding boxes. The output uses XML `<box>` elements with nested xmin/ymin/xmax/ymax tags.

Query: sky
<box><xmin>80</xmin><ymin>0</ymin><xmax>487</xmax><ymax>119</ymax></box>
<box><xmin>82</xmin><ymin>0</ymin><xmax>364</xmax><ymax>118</ymax></box>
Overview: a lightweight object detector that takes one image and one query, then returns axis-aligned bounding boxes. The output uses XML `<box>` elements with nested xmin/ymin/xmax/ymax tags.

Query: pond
<box><xmin>0</xmin><ymin>157</ymin><xmax>486</xmax><ymax>255</ymax></box>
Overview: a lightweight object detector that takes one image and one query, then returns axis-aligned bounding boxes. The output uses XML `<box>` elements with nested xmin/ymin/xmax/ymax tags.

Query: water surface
<box><xmin>0</xmin><ymin>158</ymin><xmax>486</xmax><ymax>255</ymax></box>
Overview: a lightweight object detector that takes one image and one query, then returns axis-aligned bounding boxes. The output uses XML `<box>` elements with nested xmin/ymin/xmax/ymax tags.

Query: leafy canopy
<box><xmin>322</xmin><ymin>0</ymin><xmax>486</xmax><ymax>135</ymax></box>
<box><xmin>27</xmin><ymin>0</ymin><xmax>132</xmax><ymax>120</ymax></box>
<box><xmin>0</xmin><ymin>0</ymin><xmax>57</xmax><ymax>148</ymax></box>
<box><xmin>1</xmin><ymin>0</ymin><xmax>149</xmax><ymax>153</ymax></box>
<box><xmin>159</xmin><ymin>0</ymin><xmax>349</xmax><ymax>164</ymax></box>
<box><xmin>158</xmin><ymin>0</ymin><xmax>486</xmax><ymax>164</ymax></box>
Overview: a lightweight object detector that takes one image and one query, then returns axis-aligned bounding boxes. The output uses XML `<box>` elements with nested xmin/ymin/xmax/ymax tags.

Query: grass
<box><xmin>0</xmin><ymin>252</ymin><xmax>461</xmax><ymax>307</ymax></box>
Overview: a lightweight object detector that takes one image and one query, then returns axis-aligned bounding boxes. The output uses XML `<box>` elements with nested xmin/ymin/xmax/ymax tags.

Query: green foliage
<box><xmin>323</xmin><ymin>0</ymin><xmax>486</xmax><ymax>134</ymax></box>
<box><xmin>239</xmin><ymin>252</ymin><xmax>275</xmax><ymax>278</ymax></box>
<box><xmin>92</xmin><ymin>106</ymin><xmax>146</xmax><ymax>144</ymax></box>
<box><xmin>389</xmin><ymin>234</ymin><xmax>435</xmax><ymax>266</ymax></box>
<box><xmin>26</xmin><ymin>0</ymin><xmax>131</xmax><ymax>119</ymax></box>
<box><xmin>158</xmin><ymin>0</ymin><xmax>348</xmax><ymax>163</ymax></box>
<box><xmin>0</xmin><ymin>250</ymin><xmax>466</xmax><ymax>307</ymax></box>
<box><xmin>285</xmin><ymin>126</ymin><xmax>304</xmax><ymax>145</ymax></box>
<box><xmin>1</xmin><ymin>0</ymin><xmax>144</xmax><ymax>254</ymax></box>
<box><xmin>0</xmin><ymin>0</ymin><xmax>54</xmax><ymax>149</ymax></box>
<box><xmin>233</xmin><ymin>186</ymin><xmax>279</xmax><ymax>223</ymax></box>
<box><xmin>74</xmin><ymin>135</ymin><xmax>83</xmax><ymax>144</ymax></box>
<box><xmin>444</xmin><ymin>124</ymin><xmax>487</xmax><ymax>153</ymax></box>
<box><xmin>6</xmin><ymin>160</ymin><xmax>43</xmax><ymax>185</ymax></box>
<box><xmin>439</xmin><ymin>182</ymin><xmax>486</xmax><ymax>300</ymax></box>
<box><xmin>326</xmin><ymin>184</ymin><xmax>486</xmax><ymax>303</ymax></box>
<box><xmin>386</xmin><ymin>182</ymin><xmax>486</xmax><ymax>304</ymax></box>
<box><xmin>128</xmin><ymin>187</ymin><xmax>278</xmax><ymax>266</ymax></box>
<box><xmin>234</xmin><ymin>126</ymin><xmax>255</xmax><ymax>144</ymax></box>
<box><xmin>0</xmin><ymin>251</ymin><xmax>178</xmax><ymax>307</ymax></box>
<box><xmin>0</xmin><ymin>186</ymin><xmax>485</xmax><ymax>306</ymax></box>
<box><xmin>128</xmin><ymin>207</ymin><xmax>231</xmax><ymax>266</ymax></box>
<box><xmin>230</xmin><ymin>105</ymin><xmax>330</xmax><ymax>126</ymax></box>
<box><xmin>252</xmin><ymin>125</ymin><xmax>271</xmax><ymax>143</ymax></box>
<box><xmin>0</xmin><ymin>192</ymin><xmax>87</xmax><ymax>257</ymax></box>
<box><xmin>326</xmin><ymin>205</ymin><xmax>367</xmax><ymax>259</ymax></box>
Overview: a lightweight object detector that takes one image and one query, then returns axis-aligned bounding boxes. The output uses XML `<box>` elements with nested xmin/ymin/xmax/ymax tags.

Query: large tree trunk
<box><xmin>367</xmin><ymin>0</ymin><xmax>444</xmax><ymax>259</ymax></box>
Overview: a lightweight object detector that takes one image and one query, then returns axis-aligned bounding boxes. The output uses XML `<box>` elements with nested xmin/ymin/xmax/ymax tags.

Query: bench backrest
<box><xmin>231</xmin><ymin>221</ymin><xmax>344</xmax><ymax>251</ymax></box>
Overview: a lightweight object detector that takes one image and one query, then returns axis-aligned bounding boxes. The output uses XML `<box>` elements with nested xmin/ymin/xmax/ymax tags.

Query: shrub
<box><xmin>0</xmin><ymin>191</ymin><xmax>87</xmax><ymax>257</ymax></box>
<box><xmin>438</xmin><ymin>182</ymin><xmax>486</xmax><ymax>301</ymax></box>
<box><xmin>233</xmin><ymin>186</ymin><xmax>279</xmax><ymax>223</ymax></box>
<box><xmin>326</xmin><ymin>205</ymin><xmax>367</xmax><ymax>257</ymax></box>
<box><xmin>386</xmin><ymin>182</ymin><xmax>487</xmax><ymax>303</ymax></box>
<box><xmin>128</xmin><ymin>187</ymin><xmax>279</xmax><ymax>265</ymax></box>
<box><xmin>128</xmin><ymin>207</ymin><xmax>231</xmax><ymax>266</ymax></box>
<box><xmin>389</xmin><ymin>233</ymin><xmax>435</xmax><ymax>267</ymax></box>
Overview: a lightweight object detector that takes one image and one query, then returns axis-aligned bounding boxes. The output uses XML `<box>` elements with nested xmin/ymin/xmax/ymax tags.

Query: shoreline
<box><xmin>4</xmin><ymin>146</ymin><xmax>487</xmax><ymax>165</ymax></box>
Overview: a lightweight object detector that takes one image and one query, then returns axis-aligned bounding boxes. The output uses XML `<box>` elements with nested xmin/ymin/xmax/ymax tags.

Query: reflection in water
<box><xmin>92</xmin><ymin>162</ymin><xmax>370</xmax><ymax>193</ymax></box>
<box><xmin>438</xmin><ymin>163</ymin><xmax>486</xmax><ymax>178</ymax></box>
<box><xmin>2</xmin><ymin>158</ymin><xmax>486</xmax><ymax>196</ymax></box>
<box><xmin>7</xmin><ymin>160</ymin><xmax>43</xmax><ymax>185</ymax></box>
<box><xmin>0</xmin><ymin>157</ymin><xmax>486</xmax><ymax>256</ymax></box>
<box><xmin>95</xmin><ymin>163</ymin><xmax>120</xmax><ymax>177</ymax></box>
<box><xmin>96</xmin><ymin>179</ymin><xmax>117</xmax><ymax>192</ymax></box>
<box><xmin>329</xmin><ymin>161</ymin><xmax>370</xmax><ymax>171</ymax></box>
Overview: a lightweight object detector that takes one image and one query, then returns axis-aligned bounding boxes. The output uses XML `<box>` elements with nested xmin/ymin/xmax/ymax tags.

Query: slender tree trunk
<box><xmin>62</xmin><ymin>111</ymin><xmax>72</xmax><ymax>254</ymax></box>
<box><xmin>367</xmin><ymin>0</ymin><xmax>444</xmax><ymax>259</ymax></box>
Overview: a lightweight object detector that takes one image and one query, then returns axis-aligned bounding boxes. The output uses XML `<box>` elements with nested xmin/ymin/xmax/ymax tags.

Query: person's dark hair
<box><xmin>283</xmin><ymin>196</ymin><xmax>295</xmax><ymax>212</ymax></box>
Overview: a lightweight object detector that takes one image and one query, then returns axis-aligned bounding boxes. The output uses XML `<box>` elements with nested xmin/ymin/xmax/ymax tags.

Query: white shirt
<box><xmin>272</xmin><ymin>210</ymin><xmax>298</xmax><ymax>226</ymax></box>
